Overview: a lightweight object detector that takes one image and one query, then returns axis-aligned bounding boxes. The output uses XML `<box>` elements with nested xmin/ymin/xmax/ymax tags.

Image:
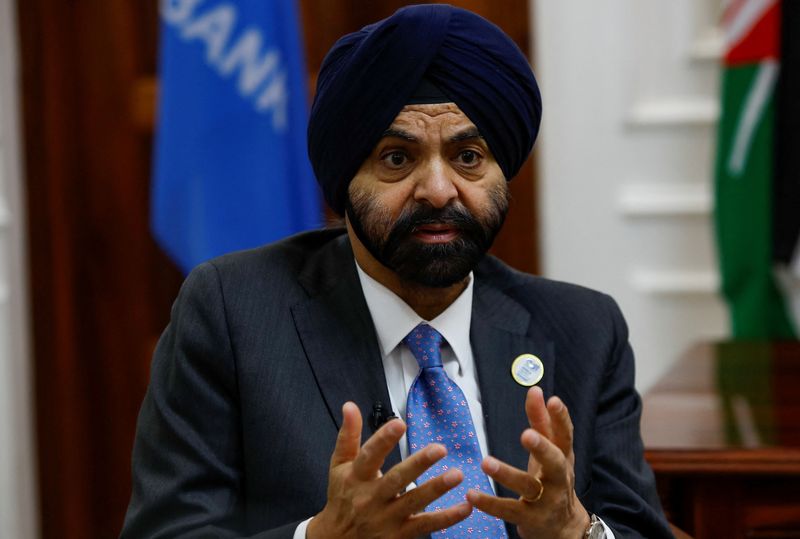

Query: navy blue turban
<box><xmin>307</xmin><ymin>4</ymin><xmax>542</xmax><ymax>215</ymax></box>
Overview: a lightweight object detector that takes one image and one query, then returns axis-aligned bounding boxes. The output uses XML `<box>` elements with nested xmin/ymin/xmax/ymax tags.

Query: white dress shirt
<box><xmin>294</xmin><ymin>263</ymin><xmax>614</xmax><ymax>538</ymax></box>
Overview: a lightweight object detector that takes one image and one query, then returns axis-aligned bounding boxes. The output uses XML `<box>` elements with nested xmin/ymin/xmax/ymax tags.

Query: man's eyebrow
<box><xmin>381</xmin><ymin>128</ymin><xmax>418</xmax><ymax>142</ymax></box>
<box><xmin>448</xmin><ymin>127</ymin><xmax>483</xmax><ymax>143</ymax></box>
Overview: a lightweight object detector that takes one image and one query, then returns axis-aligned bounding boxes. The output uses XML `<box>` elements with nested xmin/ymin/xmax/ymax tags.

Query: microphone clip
<box><xmin>371</xmin><ymin>401</ymin><xmax>397</xmax><ymax>430</ymax></box>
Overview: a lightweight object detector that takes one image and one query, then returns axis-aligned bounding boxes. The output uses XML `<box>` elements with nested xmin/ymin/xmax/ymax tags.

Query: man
<box><xmin>122</xmin><ymin>5</ymin><xmax>672</xmax><ymax>538</ymax></box>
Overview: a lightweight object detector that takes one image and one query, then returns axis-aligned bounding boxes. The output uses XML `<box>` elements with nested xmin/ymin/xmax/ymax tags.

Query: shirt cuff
<box><xmin>598</xmin><ymin>515</ymin><xmax>615</xmax><ymax>538</ymax></box>
<box><xmin>293</xmin><ymin>516</ymin><xmax>313</xmax><ymax>539</ymax></box>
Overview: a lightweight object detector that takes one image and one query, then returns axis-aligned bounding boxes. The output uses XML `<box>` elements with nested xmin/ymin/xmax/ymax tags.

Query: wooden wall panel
<box><xmin>17</xmin><ymin>1</ymin><xmax>536</xmax><ymax>537</ymax></box>
<box><xmin>17</xmin><ymin>2</ymin><xmax>181</xmax><ymax>538</ymax></box>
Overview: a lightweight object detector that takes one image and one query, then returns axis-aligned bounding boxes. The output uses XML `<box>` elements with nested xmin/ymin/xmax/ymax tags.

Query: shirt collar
<box><xmin>355</xmin><ymin>263</ymin><xmax>474</xmax><ymax>368</ymax></box>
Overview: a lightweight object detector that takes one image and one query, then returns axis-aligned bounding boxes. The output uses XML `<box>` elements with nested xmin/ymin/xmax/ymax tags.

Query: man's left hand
<box><xmin>466</xmin><ymin>387</ymin><xmax>590</xmax><ymax>539</ymax></box>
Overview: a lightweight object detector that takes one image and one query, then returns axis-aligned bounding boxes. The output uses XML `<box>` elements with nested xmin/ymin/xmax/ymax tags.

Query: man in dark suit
<box><xmin>122</xmin><ymin>5</ymin><xmax>672</xmax><ymax>539</ymax></box>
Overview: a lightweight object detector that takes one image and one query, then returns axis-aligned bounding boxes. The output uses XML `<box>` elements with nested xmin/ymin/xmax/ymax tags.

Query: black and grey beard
<box><xmin>346</xmin><ymin>185</ymin><xmax>509</xmax><ymax>288</ymax></box>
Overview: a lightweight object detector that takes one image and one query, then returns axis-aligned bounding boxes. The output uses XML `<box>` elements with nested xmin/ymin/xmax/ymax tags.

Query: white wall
<box><xmin>0</xmin><ymin>0</ymin><xmax>38</xmax><ymax>536</ymax></box>
<box><xmin>533</xmin><ymin>0</ymin><xmax>729</xmax><ymax>391</ymax></box>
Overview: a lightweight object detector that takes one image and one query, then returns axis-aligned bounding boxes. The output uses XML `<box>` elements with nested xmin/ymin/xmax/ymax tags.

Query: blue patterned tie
<box><xmin>404</xmin><ymin>324</ymin><xmax>508</xmax><ymax>539</ymax></box>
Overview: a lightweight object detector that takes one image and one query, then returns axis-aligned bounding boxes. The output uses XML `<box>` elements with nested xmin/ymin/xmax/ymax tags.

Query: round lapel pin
<box><xmin>511</xmin><ymin>354</ymin><xmax>544</xmax><ymax>387</ymax></box>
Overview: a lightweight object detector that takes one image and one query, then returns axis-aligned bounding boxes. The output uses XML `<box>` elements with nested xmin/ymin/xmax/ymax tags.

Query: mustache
<box><xmin>389</xmin><ymin>204</ymin><xmax>483</xmax><ymax>239</ymax></box>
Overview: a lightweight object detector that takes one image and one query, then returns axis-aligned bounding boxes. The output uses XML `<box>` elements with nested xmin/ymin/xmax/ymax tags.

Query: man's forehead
<box><xmin>399</xmin><ymin>102</ymin><xmax>461</xmax><ymax>116</ymax></box>
<box><xmin>387</xmin><ymin>102</ymin><xmax>480</xmax><ymax>136</ymax></box>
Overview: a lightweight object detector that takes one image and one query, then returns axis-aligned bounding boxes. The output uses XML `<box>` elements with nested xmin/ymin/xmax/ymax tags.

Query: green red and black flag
<box><xmin>715</xmin><ymin>0</ymin><xmax>800</xmax><ymax>339</ymax></box>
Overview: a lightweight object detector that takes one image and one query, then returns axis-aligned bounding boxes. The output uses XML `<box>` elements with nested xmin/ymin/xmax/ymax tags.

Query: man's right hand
<box><xmin>307</xmin><ymin>402</ymin><xmax>472</xmax><ymax>539</ymax></box>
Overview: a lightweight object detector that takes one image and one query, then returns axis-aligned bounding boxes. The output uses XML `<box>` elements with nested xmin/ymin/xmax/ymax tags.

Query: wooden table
<box><xmin>641</xmin><ymin>342</ymin><xmax>800</xmax><ymax>538</ymax></box>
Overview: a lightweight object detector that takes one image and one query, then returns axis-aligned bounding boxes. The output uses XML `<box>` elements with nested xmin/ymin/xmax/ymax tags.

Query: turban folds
<box><xmin>307</xmin><ymin>4</ymin><xmax>542</xmax><ymax>215</ymax></box>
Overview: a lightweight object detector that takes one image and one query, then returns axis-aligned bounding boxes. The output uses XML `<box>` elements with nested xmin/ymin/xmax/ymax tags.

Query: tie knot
<box><xmin>403</xmin><ymin>324</ymin><xmax>444</xmax><ymax>369</ymax></box>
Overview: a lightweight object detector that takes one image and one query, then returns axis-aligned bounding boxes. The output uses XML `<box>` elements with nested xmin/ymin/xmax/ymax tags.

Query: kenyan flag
<box><xmin>715</xmin><ymin>0</ymin><xmax>800</xmax><ymax>339</ymax></box>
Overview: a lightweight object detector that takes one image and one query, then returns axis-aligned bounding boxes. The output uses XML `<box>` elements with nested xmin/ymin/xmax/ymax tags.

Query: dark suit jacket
<box><xmin>121</xmin><ymin>229</ymin><xmax>672</xmax><ymax>538</ymax></box>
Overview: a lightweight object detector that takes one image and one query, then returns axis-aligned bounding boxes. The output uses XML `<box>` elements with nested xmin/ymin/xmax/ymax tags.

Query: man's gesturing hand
<box><xmin>307</xmin><ymin>402</ymin><xmax>473</xmax><ymax>539</ymax></box>
<box><xmin>466</xmin><ymin>387</ymin><xmax>591</xmax><ymax>539</ymax></box>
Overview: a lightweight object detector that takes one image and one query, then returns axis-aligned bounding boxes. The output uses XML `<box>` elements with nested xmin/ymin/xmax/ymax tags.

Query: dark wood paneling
<box><xmin>17</xmin><ymin>2</ymin><xmax>181</xmax><ymax>538</ymax></box>
<box><xmin>17</xmin><ymin>2</ymin><xmax>538</xmax><ymax>537</ymax></box>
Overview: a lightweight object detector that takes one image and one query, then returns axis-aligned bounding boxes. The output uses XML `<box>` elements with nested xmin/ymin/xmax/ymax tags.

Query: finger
<box><xmin>481</xmin><ymin>456</ymin><xmax>543</xmax><ymax>502</ymax></box>
<box><xmin>330</xmin><ymin>402</ymin><xmax>363</xmax><ymax>467</ymax></box>
<box><xmin>525</xmin><ymin>387</ymin><xmax>553</xmax><ymax>440</ymax></box>
<box><xmin>390</xmin><ymin>466</ymin><xmax>463</xmax><ymax>517</ymax></box>
<box><xmin>351</xmin><ymin>418</ymin><xmax>406</xmax><ymax>480</ymax></box>
<box><xmin>521</xmin><ymin>429</ymin><xmax>569</xmax><ymax>487</ymax></box>
<box><xmin>398</xmin><ymin>501</ymin><xmax>472</xmax><ymax>538</ymax></box>
<box><xmin>466</xmin><ymin>489</ymin><xmax>526</xmax><ymax>525</ymax></box>
<box><xmin>547</xmin><ymin>396</ymin><xmax>575</xmax><ymax>466</ymax></box>
<box><xmin>377</xmin><ymin>443</ymin><xmax>447</xmax><ymax>500</ymax></box>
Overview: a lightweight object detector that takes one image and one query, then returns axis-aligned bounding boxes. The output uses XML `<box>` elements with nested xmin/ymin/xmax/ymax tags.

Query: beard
<box><xmin>346</xmin><ymin>183</ymin><xmax>509</xmax><ymax>288</ymax></box>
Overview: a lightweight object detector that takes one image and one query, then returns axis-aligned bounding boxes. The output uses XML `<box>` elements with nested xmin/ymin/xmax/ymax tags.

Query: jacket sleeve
<box><xmin>584</xmin><ymin>296</ymin><xmax>674</xmax><ymax>539</ymax></box>
<box><xmin>120</xmin><ymin>262</ymin><xmax>299</xmax><ymax>539</ymax></box>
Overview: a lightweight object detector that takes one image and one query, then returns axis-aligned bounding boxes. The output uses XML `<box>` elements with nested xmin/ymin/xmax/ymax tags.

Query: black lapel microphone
<box><xmin>371</xmin><ymin>401</ymin><xmax>398</xmax><ymax>430</ymax></box>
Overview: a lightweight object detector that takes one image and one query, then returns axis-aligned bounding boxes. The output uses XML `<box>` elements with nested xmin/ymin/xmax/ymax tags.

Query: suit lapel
<box><xmin>471</xmin><ymin>273</ymin><xmax>555</xmax><ymax>500</ymax></box>
<box><xmin>291</xmin><ymin>236</ymin><xmax>402</xmax><ymax>470</ymax></box>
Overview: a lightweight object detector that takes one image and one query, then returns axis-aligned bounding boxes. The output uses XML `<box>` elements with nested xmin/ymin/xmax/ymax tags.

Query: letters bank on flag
<box><xmin>152</xmin><ymin>0</ymin><xmax>321</xmax><ymax>274</ymax></box>
<box><xmin>163</xmin><ymin>0</ymin><xmax>289</xmax><ymax>128</ymax></box>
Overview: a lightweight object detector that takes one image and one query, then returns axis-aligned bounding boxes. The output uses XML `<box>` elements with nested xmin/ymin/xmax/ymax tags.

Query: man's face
<box><xmin>346</xmin><ymin>103</ymin><xmax>509</xmax><ymax>288</ymax></box>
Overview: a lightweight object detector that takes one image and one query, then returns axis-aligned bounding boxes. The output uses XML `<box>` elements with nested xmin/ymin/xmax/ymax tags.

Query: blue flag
<box><xmin>152</xmin><ymin>0</ymin><xmax>321</xmax><ymax>274</ymax></box>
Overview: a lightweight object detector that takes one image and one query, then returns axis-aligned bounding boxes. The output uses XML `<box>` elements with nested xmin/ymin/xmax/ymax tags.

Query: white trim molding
<box><xmin>689</xmin><ymin>26</ymin><xmax>724</xmax><ymax>63</ymax></box>
<box><xmin>632</xmin><ymin>270</ymin><xmax>719</xmax><ymax>295</ymax></box>
<box><xmin>0</xmin><ymin>0</ymin><xmax>38</xmax><ymax>536</ymax></box>
<box><xmin>618</xmin><ymin>183</ymin><xmax>712</xmax><ymax>217</ymax></box>
<box><xmin>0</xmin><ymin>203</ymin><xmax>9</xmax><ymax>228</ymax></box>
<box><xmin>627</xmin><ymin>98</ymin><xmax>720</xmax><ymax>128</ymax></box>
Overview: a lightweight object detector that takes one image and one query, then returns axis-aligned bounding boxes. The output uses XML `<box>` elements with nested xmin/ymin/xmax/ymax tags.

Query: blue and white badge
<box><xmin>510</xmin><ymin>354</ymin><xmax>544</xmax><ymax>387</ymax></box>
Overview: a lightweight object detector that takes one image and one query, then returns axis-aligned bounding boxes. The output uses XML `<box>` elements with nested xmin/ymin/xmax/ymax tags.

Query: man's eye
<box><xmin>458</xmin><ymin>150</ymin><xmax>481</xmax><ymax>166</ymax></box>
<box><xmin>381</xmin><ymin>151</ymin><xmax>409</xmax><ymax>168</ymax></box>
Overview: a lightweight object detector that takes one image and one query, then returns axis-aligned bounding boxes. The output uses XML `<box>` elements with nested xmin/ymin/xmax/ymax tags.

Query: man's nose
<box><xmin>413</xmin><ymin>158</ymin><xmax>458</xmax><ymax>208</ymax></box>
